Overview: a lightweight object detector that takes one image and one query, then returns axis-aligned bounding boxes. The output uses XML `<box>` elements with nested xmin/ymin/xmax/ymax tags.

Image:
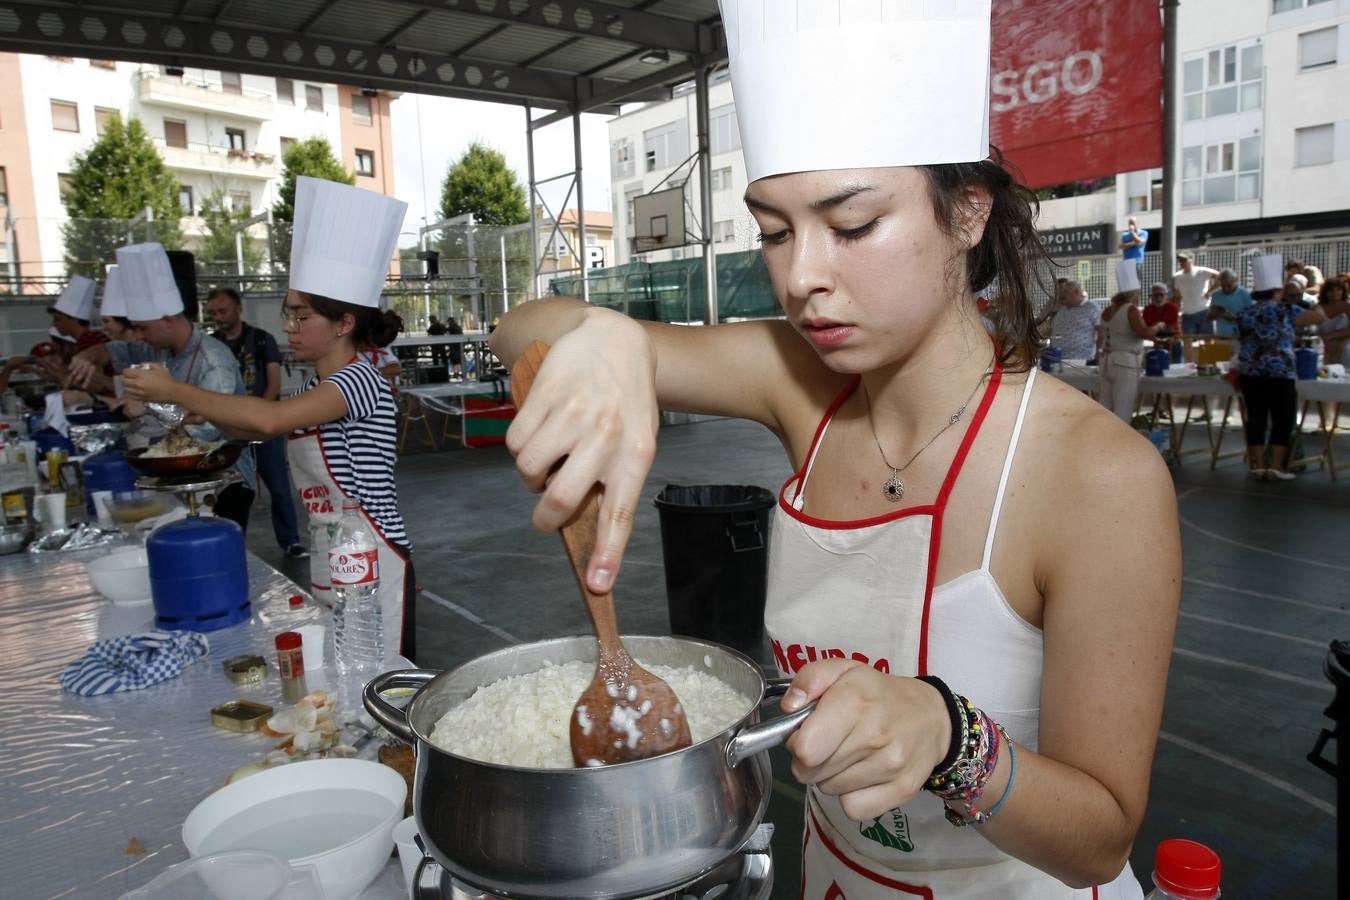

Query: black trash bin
<box><xmin>653</xmin><ymin>484</ymin><xmax>775</xmax><ymax>656</ymax></box>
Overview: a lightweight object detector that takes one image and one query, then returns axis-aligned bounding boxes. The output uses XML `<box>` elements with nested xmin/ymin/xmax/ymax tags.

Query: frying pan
<box><xmin>123</xmin><ymin>440</ymin><xmax>248</xmax><ymax>477</ymax></box>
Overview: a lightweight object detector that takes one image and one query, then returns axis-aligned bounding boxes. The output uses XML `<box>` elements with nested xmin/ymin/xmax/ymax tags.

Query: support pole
<box><xmin>525</xmin><ymin>104</ymin><xmax>541</xmax><ymax>301</ymax></box>
<box><xmin>573</xmin><ymin>109</ymin><xmax>589</xmax><ymax>305</ymax></box>
<box><xmin>235</xmin><ymin>230</ymin><xmax>245</xmax><ymax>277</ymax></box>
<box><xmin>1160</xmin><ymin>0</ymin><xmax>1180</xmax><ymax>273</ymax></box>
<box><xmin>695</xmin><ymin>64</ymin><xmax>718</xmax><ymax>326</ymax></box>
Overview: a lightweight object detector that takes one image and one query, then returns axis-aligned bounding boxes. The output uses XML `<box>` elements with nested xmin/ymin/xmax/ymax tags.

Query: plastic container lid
<box><xmin>288</xmin><ymin>594</ymin><xmax>305</xmax><ymax>607</ymax></box>
<box><xmin>275</xmin><ymin>631</ymin><xmax>302</xmax><ymax>651</ymax></box>
<box><xmin>1154</xmin><ymin>839</ymin><xmax>1221</xmax><ymax>899</ymax></box>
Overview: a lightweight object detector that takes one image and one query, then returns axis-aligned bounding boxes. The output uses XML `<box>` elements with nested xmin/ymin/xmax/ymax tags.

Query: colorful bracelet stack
<box><xmin>917</xmin><ymin>676</ymin><xmax>1016</xmax><ymax>828</ymax></box>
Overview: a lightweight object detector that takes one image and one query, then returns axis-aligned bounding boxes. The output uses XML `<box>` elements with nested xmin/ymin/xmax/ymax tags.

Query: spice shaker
<box><xmin>275</xmin><ymin>631</ymin><xmax>308</xmax><ymax>703</ymax></box>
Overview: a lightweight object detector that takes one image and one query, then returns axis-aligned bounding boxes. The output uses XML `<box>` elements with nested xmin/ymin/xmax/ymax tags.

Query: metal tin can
<box><xmin>210</xmin><ymin>699</ymin><xmax>274</xmax><ymax>732</ymax></box>
<box><xmin>223</xmin><ymin>654</ymin><xmax>267</xmax><ymax>685</ymax></box>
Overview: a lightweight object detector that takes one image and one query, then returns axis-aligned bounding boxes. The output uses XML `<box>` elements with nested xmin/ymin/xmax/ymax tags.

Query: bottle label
<box><xmin>329</xmin><ymin>548</ymin><xmax>379</xmax><ymax>585</ymax></box>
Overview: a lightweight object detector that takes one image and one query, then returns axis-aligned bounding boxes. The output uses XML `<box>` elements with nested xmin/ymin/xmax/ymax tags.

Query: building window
<box><xmin>226</xmin><ymin>127</ymin><xmax>246</xmax><ymax>152</ymax></box>
<box><xmin>710</xmin><ymin>166</ymin><xmax>734</xmax><ymax>192</ymax></box>
<box><xmin>276</xmin><ymin>78</ymin><xmax>294</xmax><ymax>104</ymax></box>
<box><xmin>1274</xmin><ymin>0</ymin><xmax>1334</xmax><ymax>10</ymax></box>
<box><xmin>713</xmin><ymin>220</ymin><xmax>736</xmax><ymax>244</ymax></box>
<box><xmin>90</xmin><ymin>59</ymin><xmax>116</xmax><ymax>70</ymax></box>
<box><xmin>624</xmin><ymin>185</ymin><xmax>641</xmax><ymax>227</ymax></box>
<box><xmin>1183</xmin><ymin>42</ymin><xmax>1262</xmax><ymax>121</ymax></box>
<box><xmin>220</xmin><ymin>71</ymin><xmax>242</xmax><ymax>95</ymax></box>
<box><xmin>1299</xmin><ymin>27</ymin><xmax>1339</xmax><ymax>70</ymax></box>
<box><xmin>709</xmin><ymin>104</ymin><xmax>740</xmax><ymax>155</ymax></box>
<box><xmin>643</xmin><ymin>121</ymin><xmax>686</xmax><ymax>173</ymax></box>
<box><xmin>230</xmin><ymin>191</ymin><xmax>251</xmax><ymax>214</ymax></box>
<box><xmin>160</xmin><ymin>64</ymin><xmax>182</xmax><ymax>78</ymax></box>
<box><xmin>164</xmin><ymin>119</ymin><xmax>188</xmax><ymax>149</ymax></box>
<box><xmin>1182</xmin><ymin>137</ymin><xmax>1261</xmax><ymax>205</ymax></box>
<box><xmin>0</xmin><ymin>167</ymin><xmax>7</xmax><ymax>207</ymax></box>
<box><xmin>178</xmin><ymin>186</ymin><xmax>194</xmax><ymax>216</ymax></box>
<box><xmin>355</xmin><ymin>149</ymin><xmax>375</xmax><ymax>177</ymax></box>
<box><xmin>305</xmin><ymin>85</ymin><xmax>324</xmax><ymax>112</ymax></box>
<box><xmin>57</xmin><ymin>173</ymin><xmax>75</xmax><ymax>201</ymax></box>
<box><xmin>94</xmin><ymin>107</ymin><xmax>118</xmax><ymax>136</ymax></box>
<box><xmin>352</xmin><ymin>93</ymin><xmax>373</xmax><ymax>125</ymax></box>
<box><xmin>1126</xmin><ymin>177</ymin><xmax>1165</xmax><ymax>214</ymax></box>
<box><xmin>50</xmin><ymin>100</ymin><xmax>79</xmax><ymax>133</ymax></box>
<box><xmin>612</xmin><ymin>138</ymin><xmax>634</xmax><ymax>178</ymax></box>
<box><xmin>1295</xmin><ymin>124</ymin><xmax>1334</xmax><ymax>167</ymax></box>
<box><xmin>279</xmin><ymin>136</ymin><xmax>296</xmax><ymax>159</ymax></box>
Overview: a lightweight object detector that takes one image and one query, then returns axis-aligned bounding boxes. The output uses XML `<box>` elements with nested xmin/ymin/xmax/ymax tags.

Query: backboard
<box><xmin>631</xmin><ymin>187</ymin><xmax>687</xmax><ymax>254</ymax></box>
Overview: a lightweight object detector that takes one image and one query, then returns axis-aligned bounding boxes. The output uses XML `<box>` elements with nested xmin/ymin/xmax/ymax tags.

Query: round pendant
<box><xmin>883</xmin><ymin>473</ymin><xmax>905</xmax><ymax>502</ymax></box>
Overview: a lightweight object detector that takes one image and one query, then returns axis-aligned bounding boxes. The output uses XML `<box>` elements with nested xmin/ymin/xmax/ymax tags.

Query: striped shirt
<box><xmin>299</xmin><ymin>359</ymin><xmax>407</xmax><ymax>548</ymax></box>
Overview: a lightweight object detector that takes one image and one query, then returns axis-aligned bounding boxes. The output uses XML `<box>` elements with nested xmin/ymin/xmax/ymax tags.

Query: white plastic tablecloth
<box><xmin>0</xmin><ymin>544</ymin><xmax>409</xmax><ymax>899</ymax></box>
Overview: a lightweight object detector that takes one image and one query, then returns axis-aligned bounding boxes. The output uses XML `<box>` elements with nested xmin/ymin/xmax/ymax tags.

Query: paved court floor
<box><xmin>248</xmin><ymin>414</ymin><xmax>1346</xmax><ymax>899</ymax></box>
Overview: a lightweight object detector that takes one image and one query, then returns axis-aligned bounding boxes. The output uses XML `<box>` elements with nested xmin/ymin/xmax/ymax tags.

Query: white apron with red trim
<box><xmin>764</xmin><ymin>368</ymin><xmax>1140</xmax><ymax>900</ymax></box>
<box><xmin>288</xmin><ymin>425</ymin><xmax>407</xmax><ymax>657</ymax></box>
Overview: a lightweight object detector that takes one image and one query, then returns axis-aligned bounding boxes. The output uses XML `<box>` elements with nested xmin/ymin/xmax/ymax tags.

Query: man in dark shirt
<box><xmin>427</xmin><ymin>314</ymin><xmax>449</xmax><ymax>369</ymax></box>
<box><xmin>207</xmin><ymin>287</ymin><xmax>307</xmax><ymax>559</ymax></box>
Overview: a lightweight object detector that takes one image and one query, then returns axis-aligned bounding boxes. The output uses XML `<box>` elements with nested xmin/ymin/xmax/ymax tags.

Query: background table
<box><xmin>0</xmin><ymin>544</ymin><xmax>409</xmax><ymax>899</ymax></box>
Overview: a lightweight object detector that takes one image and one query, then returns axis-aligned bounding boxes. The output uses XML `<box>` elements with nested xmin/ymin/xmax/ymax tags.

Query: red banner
<box><xmin>990</xmin><ymin>0</ymin><xmax>1163</xmax><ymax>189</ymax></box>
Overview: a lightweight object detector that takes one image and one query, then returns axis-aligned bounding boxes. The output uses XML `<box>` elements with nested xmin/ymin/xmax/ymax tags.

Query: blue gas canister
<box><xmin>147</xmin><ymin>517</ymin><xmax>250</xmax><ymax>632</ymax></box>
<box><xmin>1040</xmin><ymin>346</ymin><xmax>1063</xmax><ymax>373</ymax></box>
<box><xmin>1145</xmin><ymin>348</ymin><xmax>1171</xmax><ymax>376</ymax></box>
<box><xmin>1296</xmin><ymin>348</ymin><xmax>1319</xmax><ymax>380</ymax></box>
<box><xmin>81</xmin><ymin>454</ymin><xmax>139</xmax><ymax>515</ymax></box>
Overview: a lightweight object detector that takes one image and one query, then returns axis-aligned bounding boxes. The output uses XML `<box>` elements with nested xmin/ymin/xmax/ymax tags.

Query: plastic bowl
<box><xmin>182</xmin><ymin>759</ymin><xmax>407</xmax><ymax>900</ymax></box>
<box><xmin>87</xmin><ymin>547</ymin><xmax>152</xmax><ymax>605</ymax></box>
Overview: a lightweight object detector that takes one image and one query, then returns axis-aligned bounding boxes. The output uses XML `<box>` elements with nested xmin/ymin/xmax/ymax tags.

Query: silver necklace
<box><xmin>862</xmin><ymin>368</ymin><xmax>990</xmax><ymax>502</ymax></box>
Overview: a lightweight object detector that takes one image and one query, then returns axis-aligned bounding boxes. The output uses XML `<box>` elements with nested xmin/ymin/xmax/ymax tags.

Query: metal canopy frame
<box><xmin>0</xmin><ymin>0</ymin><xmax>728</xmax><ymax>321</ymax></box>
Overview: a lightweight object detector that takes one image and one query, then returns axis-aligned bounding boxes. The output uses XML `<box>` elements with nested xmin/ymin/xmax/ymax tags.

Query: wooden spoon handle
<box><xmin>509</xmin><ymin>341</ymin><xmax>626</xmax><ymax>665</ymax></box>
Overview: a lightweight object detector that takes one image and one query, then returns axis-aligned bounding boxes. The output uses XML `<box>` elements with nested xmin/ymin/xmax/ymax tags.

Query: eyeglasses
<box><xmin>280</xmin><ymin>308</ymin><xmax>313</xmax><ymax>328</ymax></box>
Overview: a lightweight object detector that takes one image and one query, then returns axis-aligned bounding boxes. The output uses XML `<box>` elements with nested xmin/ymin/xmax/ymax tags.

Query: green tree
<box><xmin>271</xmin><ymin>136</ymin><xmax>354</xmax><ymax>223</ymax></box>
<box><xmin>60</xmin><ymin>116</ymin><xmax>183</xmax><ymax>279</ymax></box>
<box><xmin>197</xmin><ymin>190</ymin><xmax>265</xmax><ymax>275</ymax></box>
<box><xmin>439</xmin><ymin>142</ymin><xmax>528</xmax><ymax>226</ymax></box>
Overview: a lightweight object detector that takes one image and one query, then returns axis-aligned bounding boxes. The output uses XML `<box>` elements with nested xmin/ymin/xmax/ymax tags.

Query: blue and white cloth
<box><xmin>60</xmin><ymin>630</ymin><xmax>209</xmax><ymax>696</ymax></box>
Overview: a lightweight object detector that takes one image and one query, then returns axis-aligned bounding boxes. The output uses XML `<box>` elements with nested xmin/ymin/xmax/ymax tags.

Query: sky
<box><xmin>388</xmin><ymin>93</ymin><xmax>615</xmax><ymax>248</ymax></box>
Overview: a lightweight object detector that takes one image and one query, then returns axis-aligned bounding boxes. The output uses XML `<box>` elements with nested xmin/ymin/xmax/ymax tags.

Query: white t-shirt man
<box><xmin>1173</xmin><ymin>265</ymin><xmax>1218</xmax><ymax>316</ymax></box>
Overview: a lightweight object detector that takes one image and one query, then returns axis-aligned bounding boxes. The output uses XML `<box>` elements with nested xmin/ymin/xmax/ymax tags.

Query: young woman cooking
<box><xmin>489</xmin><ymin>3</ymin><xmax>1178</xmax><ymax>897</ymax></box>
<box><xmin>124</xmin><ymin>178</ymin><xmax>416</xmax><ymax>661</ymax></box>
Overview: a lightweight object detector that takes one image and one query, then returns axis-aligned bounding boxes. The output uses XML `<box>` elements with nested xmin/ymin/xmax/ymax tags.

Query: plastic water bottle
<box><xmin>1145</xmin><ymin>838</ymin><xmax>1221</xmax><ymax>899</ymax></box>
<box><xmin>329</xmin><ymin>499</ymin><xmax>383</xmax><ymax>676</ymax></box>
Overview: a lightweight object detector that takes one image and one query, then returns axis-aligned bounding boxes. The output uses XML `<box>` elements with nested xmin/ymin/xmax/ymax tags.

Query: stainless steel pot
<box><xmin>364</xmin><ymin>635</ymin><xmax>811</xmax><ymax>900</ymax></box>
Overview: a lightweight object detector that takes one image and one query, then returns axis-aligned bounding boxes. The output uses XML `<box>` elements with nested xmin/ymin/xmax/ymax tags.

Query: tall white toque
<box><xmin>51</xmin><ymin>275</ymin><xmax>97</xmax><ymax>321</ymax></box>
<box><xmin>1252</xmin><ymin>254</ymin><xmax>1283</xmax><ymax>293</ymax></box>
<box><xmin>100</xmin><ymin>265</ymin><xmax>126</xmax><ymax>319</ymax></box>
<box><xmin>1116</xmin><ymin>259</ymin><xmax>1141</xmax><ymax>293</ymax></box>
<box><xmin>116</xmin><ymin>243</ymin><xmax>184</xmax><ymax>320</ymax></box>
<box><xmin>717</xmin><ymin>0</ymin><xmax>993</xmax><ymax>183</ymax></box>
<box><xmin>289</xmin><ymin>177</ymin><xmax>408</xmax><ymax>308</ymax></box>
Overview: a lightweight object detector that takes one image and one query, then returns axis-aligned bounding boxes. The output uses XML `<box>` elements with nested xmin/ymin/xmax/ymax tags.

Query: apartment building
<box><xmin>0</xmin><ymin>54</ymin><xmax>396</xmax><ymax>287</ymax></box>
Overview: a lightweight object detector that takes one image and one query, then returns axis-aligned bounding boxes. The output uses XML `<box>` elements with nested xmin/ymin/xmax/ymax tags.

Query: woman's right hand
<box><xmin>505</xmin><ymin>308</ymin><xmax>659</xmax><ymax>594</ymax></box>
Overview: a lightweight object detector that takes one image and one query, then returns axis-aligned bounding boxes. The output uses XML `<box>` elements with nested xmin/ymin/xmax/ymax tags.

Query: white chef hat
<box><xmin>100</xmin><ymin>265</ymin><xmax>126</xmax><ymax>319</ymax></box>
<box><xmin>718</xmin><ymin>0</ymin><xmax>992</xmax><ymax>182</ymax></box>
<box><xmin>1252</xmin><ymin>254</ymin><xmax>1283</xmax><ymax>293</ymax></box>
<box><xmin>116</xmin><ymin>243</ymin><xmax>184</xmax><ymax>320</ymax></box>
<box><xmin>289</xmin><ymin>177</ymin><xmax>407</xmax><ymax>308</ymax></box>
<box><xmin>49</xmin><ymin>275</ymin><xmax>97</xmax><ymax>321</ymax></box>
<box><xmin>1116</xmin><ymin>260</ymin><xmax>1141</xmax><ymax>293</ymax></box>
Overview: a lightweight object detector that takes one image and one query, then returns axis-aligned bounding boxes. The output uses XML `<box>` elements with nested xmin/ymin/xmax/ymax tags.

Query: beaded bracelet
<box><xmin>925</xmin><ymin>694</ymin><xmax>982</xmax><ymax>795</ymax></box>
<box><xmin>941</xmin><ymin>716</ymin><xmax>1001</xmax><ymax>827</ymax></box>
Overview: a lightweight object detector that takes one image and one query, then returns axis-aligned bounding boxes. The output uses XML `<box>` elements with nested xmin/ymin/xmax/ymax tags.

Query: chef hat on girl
<box><xmin>1115</xmin><ymin>260</ymin><xmax>1141</xmax><ymax>293</ymax></box>
<box><xmin>116</xmin><ymin>243</ymin><xmax>184</xmax><ymax>320</ymax></box>
<box><xmin>1252</xmin><ymin>254</ymin><xmax>1284</xmax><ymax>293</ymax></box>
<box><xmin>50</xmin><ymin>275</ymin><xmax>97</xmax><ymax>321</ymax></box>
<box><xmin>717</xmin><ymin>0</ymin><xmax>992</xmax><ymax>182</ymax></box>
<box><xmin>289</xmin><ymin>177</ymin><xmax>408</xmax><ymax>309</ymax></box>
<box><xmin>100</xmin><ymin>265</ymin><xmax>126</xmax><ymax>319</ymax></box>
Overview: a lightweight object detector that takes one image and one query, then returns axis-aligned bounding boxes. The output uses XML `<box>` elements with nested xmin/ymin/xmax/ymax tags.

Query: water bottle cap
<box><xmin>1154</xmin><ymin>839</ymin><xmax>1221</xmax><ymax>898</ymax></box>
<box><xmin>342</xmin><ymin>498</ymin><xmax>359</xmax><ymax>510</ymax></box>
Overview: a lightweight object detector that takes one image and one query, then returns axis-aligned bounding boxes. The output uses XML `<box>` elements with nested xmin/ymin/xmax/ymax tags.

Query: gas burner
<box><xmin>411</xmin><ymin>824</ymin><xmax>774</xmax><ymax>900</ymax></box>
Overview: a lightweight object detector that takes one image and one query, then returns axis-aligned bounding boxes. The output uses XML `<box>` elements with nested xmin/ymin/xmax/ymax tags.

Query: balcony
<box><xmin>155</xmin><ymin>139</ymin><xmax>279</xmax><ymax>182</ymax></box>
<box><xmin>137</xmin><ymin>69</ymin><xmax>273</xmax><ymax>121</ymax></box>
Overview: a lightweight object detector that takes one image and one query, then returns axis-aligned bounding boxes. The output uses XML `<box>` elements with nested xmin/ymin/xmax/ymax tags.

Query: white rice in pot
<box><xmin>429</xmin><ymin>660</ymin><xmax>753</xmax><ymax>768</ymax></box>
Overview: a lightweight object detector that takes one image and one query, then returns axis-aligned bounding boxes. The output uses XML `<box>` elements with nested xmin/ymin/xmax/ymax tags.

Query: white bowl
<box><xmin>182</xmin><ymin>759</ymin><xmax>407</xmax><ymax>900</ymax></box>
<box><xmin>87</xmin><ymin>547</ymin><xmax>152</xmax><ymax>605</ymax></box>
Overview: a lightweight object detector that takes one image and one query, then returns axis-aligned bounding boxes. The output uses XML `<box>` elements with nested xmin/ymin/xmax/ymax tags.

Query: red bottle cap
<box><xmin>288</xmin><ymin>594</ymin><xmax>304</xmax><ymax>607</ymax></box>
<box><xmin>1154</xmin><ymin>839</ymin><xmax>1221</xmax><ymax>899</ymax></box>
<box><xmin>275</xmin><ymin>631</ymin><xmax>302</xmax><ymax>651</ymax></box>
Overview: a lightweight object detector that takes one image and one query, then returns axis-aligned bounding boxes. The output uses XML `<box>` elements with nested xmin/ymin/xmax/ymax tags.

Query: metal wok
<box><xmin>123</xmin><ymin>440</ymin><xmax>247</xmax><ymax>477</ymax></box>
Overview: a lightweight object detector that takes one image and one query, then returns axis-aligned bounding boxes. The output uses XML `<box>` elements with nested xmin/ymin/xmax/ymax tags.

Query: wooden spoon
<box><xmin>509</xmin><ymin>341</ymin><xmax>693</xmax><ymax>767</ymax></box>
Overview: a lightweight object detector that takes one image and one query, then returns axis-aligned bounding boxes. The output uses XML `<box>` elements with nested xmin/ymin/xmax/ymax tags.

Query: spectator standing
<box><xmin>444</xmin><ymin>313</ymin><xmax>464</xmax><ymax>378</ymax></box>
<box><xmin>1172</xmin><ymin>251</ymin><xmax>1218</xmax><ymax>337</ymax></box>
<box><xmin>208</xmin><ymin>287</ymin><xmax>307</xmax><ymax>559</ymax></box>
<box><xmin>1118</xmin><ymin>216</ymin><xmax>1147</xmax><ymax>279</ymax></box>
<box><xmin>1207</xmin><ymin>269</ymin><xmax>1252</xmax><ymax>339</ymax></box>
<box><xmin>1316</xmin><ymin>277</ymin><xmax>1350</xmax><ymax>367</ymax></box>
<box><xmin>427</xmin><ymin>314</ymin><xmax>449</xmax><ymax>370</ymax></box>
<box><xmin>1142</xmin><ymin>282</ymin><xmax>1182</xmax><ymax>363</ymax></box>
<box><xmin>1048</xmin><ymin>280</ymin><xmax>1100</xmax><ymax>361</ymax></box>
<box><xmin>1235</xmin><ymin>255</ymin><xmax>1345</xmax><ymax>481</ymax></box>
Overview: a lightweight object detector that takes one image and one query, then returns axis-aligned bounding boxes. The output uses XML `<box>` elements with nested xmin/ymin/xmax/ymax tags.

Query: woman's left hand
<box><xmin>781</xmin><ymin>660</ymin><xmax>951</xmax><ymax>821</ymax></box>
<box><xmin>122</xmin><ymin>364</ymin><xmax>177</xmax><ymax>403</ymax></box>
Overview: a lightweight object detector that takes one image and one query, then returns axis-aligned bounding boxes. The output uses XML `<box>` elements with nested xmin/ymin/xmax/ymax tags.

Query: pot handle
<box><xmin>362</xmin><ymin>668</ymin><xmax>438</xmax><ymax>744</ymax></box>
<box><xmin>725</xmin><ymin>676</ymin><xmax>815</xmax><ymax>768</ymax></box>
